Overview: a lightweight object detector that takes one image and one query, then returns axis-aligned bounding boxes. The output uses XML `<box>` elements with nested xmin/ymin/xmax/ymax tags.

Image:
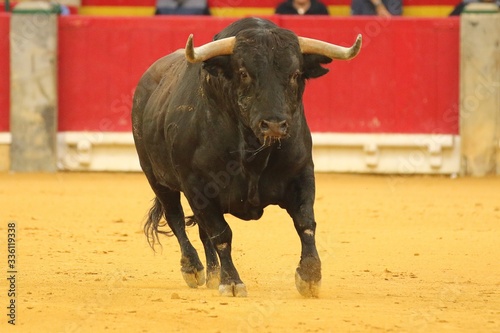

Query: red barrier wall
<box><xmin>1</xmin><ymin>16</ymin><xmax>459</xmax><ymax>135</ymax></box>
<box><xmin>58</xmin><ymin>16</ymin><xmax>242</xmax><ymax>132</ymax></box>
<box><xmin>0</xmin><ymin>14</ymin><xmax>9</xmax><ymax>132</ymax></box>
<box><xmin>283</xmin><ymin>16</ymin><xmax>459</xmax><ymax>134</ymax></box>
<box><xmin>58</xmin><ymin>16</ymin><xmax>459</xmax><ymax>134</ymax></box>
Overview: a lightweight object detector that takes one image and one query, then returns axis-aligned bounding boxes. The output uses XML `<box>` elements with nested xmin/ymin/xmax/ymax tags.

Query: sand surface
<box><xmin>0</xmin><ymin>172</ymin><xmax>499</xmax><ymax>332</ymax></box>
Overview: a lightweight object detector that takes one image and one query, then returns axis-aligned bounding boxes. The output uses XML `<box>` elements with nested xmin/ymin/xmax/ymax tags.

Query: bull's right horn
<box><xmin>185</xmin><ymin>35</ymin><xmax>236</xmax><ymax>63</ymax></box>
<box><xmin>298</xmin><ymin>34</ymin><xmax>362</xmax><ymax>60</ymax></box>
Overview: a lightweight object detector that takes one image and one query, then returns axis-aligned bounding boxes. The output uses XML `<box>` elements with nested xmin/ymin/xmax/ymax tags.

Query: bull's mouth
<box><xmin>263</xmin><ymin>135</ymin><xmax>285</xmax><ymax>147</ymax></box>
<box><xmin>248</xmin><ymin>134</ymin><xmax>288</xmax><ymax>156</ymax></box>
<box><xmin>257</xmin><ymin>120</ymin><xmax>289</xmax><ymax>147</ymax></box>
<box><xmin>246</xmin><ymin>119</ymin><xmax>290</xmax><ymax>155</ymax></box>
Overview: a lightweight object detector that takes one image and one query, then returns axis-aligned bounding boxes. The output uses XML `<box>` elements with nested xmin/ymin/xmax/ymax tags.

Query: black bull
<box><xmin>132</xmin><ymin>17</ymin><xmax>361</xmax><ymax>297</ymax></box>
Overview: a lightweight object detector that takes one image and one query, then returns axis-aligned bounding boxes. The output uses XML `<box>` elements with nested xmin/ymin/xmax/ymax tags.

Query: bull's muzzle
<box><xmin>259</xmin><ymin>119</ymin><xmax>289</xmax><ymax>139</ymax></box>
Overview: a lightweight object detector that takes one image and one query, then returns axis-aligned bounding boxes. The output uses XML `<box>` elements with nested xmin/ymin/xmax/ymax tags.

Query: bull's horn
<box><xmin>298</xmin><ymin>34</ymin><xmax>362</xmax><ymax>60</ymax></box>
<box><xmin>185</xmin><ymin>34</ymin><xmax>236</xmax><ymax>63</ymax></box>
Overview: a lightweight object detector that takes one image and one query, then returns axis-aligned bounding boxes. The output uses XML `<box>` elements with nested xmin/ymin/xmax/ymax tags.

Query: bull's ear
<box><xmin>202</xmin><ymin>56</ymin><xmax>232</xmax><ymax>78</ymax></box>
<box><xmin>302</xmin><ymin>54</ymin><xmax>332</xmax><ymax>79</ymax></box>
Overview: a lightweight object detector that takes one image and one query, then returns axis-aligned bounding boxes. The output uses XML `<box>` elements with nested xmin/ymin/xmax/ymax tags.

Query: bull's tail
<box><xmin>144</xmin><ymin>197</ymin><xmax>172</xmax><ymax>250</ymax></box>
<box><xmin>144</xmin><ymin>197</ymin><xmax>198</xmax><ymax>250</ymax></box>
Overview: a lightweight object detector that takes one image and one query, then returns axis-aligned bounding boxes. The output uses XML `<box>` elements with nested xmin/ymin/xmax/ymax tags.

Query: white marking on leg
<box><xmin>217</xmin><ymin>243</ymin><xmax>228</xmax><ymax>251</ymax></box>
<box><xmin>303</xmin><ymin>229</ymin><xmax>314</xmax><ymax>236</ymax></box>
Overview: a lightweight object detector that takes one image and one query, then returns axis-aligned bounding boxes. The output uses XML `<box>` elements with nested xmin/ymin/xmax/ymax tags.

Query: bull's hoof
<box><xmin>295</xmin><ymin>270</ymin><xmax>321</xmax><ymax>298</ymax></box>
<box><xmin>206</xmin><ymin>268</ymin><xmax>221</xmax><ymax>290</ymax></box>
<box><xmin>181</xmin><ymin>268</ymin><xmax>206</xmax><ymax>288</ymax></box>
<box><xmin>218</xmin><ymin>282</ymin><xmax>247</xmax><ymax>297</ymax></box>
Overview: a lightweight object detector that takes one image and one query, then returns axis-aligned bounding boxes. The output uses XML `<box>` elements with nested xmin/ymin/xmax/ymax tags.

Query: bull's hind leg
<box><xmin>147</xmin><ymin>186</ymin><xmax>206</xmax><ymax>288</ymax></box>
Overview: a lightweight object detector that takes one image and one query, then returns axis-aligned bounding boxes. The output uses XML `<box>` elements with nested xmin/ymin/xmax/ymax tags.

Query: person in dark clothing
<box><xmin>449</xmin><ymin>1</ymin><xmax>468</xmax><ymax>15</ymax></box>
<box><xmin>275</xmin><ymin>0</ymin><xmax>329</xmax><ymax>15</ymax></box>
<box><xmin>450</xmin><ymin>0</ymin><xmax>499</xmax><ymax>16</ymax></box>
<box><xmin>155</xmin><ymin>0</ymin><xmax>210</xmax><ymax>15</ymax></box>
<box><xmin>351</xmin><ymin>0</ymin><xmax>402</xmax><ymax>17</ymax></box>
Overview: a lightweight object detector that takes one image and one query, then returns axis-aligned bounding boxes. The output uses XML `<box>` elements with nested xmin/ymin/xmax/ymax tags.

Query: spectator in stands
<box><xmin>155</xmin><ymin>0</ymin><xmax>210</xmax><ymax>15</ymax></box>
<box><xmin>449</xmin><ymin>0</ymin><xmax>499</xmax><ymax>15</ymax></box>
<box><xmin>275</xmin><ymin>0</ymin><xmax>329</xmax><ymax>15</ymax></box>
<box><xmin>351</xmin><ymin>0</ymin><xmax>402</xmax><ymax>17</ymax></box>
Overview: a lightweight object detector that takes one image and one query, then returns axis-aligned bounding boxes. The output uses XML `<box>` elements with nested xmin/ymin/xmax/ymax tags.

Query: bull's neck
<box><xmin>236</xmin><ymin>122</ymin><xmax>272</xmax><ymax>207</ymax></box>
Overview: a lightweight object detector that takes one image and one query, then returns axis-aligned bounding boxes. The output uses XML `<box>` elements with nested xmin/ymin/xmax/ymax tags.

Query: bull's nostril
<box><xmin>279</xmin><ymin>120</ymin><xmax>288</xmax><ymax>133</ymax></box>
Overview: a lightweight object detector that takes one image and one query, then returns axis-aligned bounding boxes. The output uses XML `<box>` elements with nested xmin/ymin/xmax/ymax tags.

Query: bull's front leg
<box><xmin>198</xmin><ymin>226</ymin><xmax>221</xmax><ymax>289</ymax></box>
<box><xmin>285</xmin><ymin>169</ymin><xmax>321</xmax><ymax>297</ymax></box>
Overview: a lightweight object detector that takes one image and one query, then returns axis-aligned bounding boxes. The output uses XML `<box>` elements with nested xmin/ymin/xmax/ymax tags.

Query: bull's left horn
<box><xmin>185</xmin><ymin>34</ymin><xmax>236</xmax><ymax>63</ymax></box>
<box><xmin>298</xmin><ymin>34</ymin><xmax>362</xmax><ymax>60</ymax></box>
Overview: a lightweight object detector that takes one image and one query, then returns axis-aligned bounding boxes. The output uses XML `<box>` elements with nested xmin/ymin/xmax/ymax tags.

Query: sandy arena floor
<box><xmin>0</xmin><ymin>172</ymin><xmax>499</xmax><ymax>333</ymax></box>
